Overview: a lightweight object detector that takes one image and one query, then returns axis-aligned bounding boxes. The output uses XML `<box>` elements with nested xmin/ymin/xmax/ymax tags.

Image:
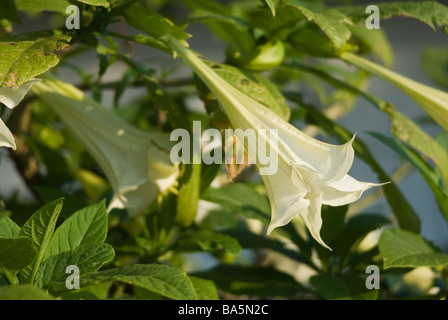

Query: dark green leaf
<box><xmin>78</xmin><ymin>264</ymin><xmax>197</xmax><ymax>300</ymax></box>
<box><xmin>0</xmin><ymin>285</ymin><xmax>54</xmax><ymax>300</ymax></box>
<box><xmin>192</xmin><ymin>265</ymin><xmax>304</xmax><ymax>296</ymax></box>
<box><xmin>0</xmin><ymin>236</ymin><xmax>37</xmax><ymax>273</ymax></box>
<box><xmin>311</xmin><ymin>275</ymin><xmax>378</xmax><ymax>300</ymax></box>
<box><xmin>0</xmin><ymin>0</ymin><xmax>21</xmax><ymax>23</ymax></box>
<box><xmin>173</xmin><ymin>230</ymin><xmax>242</xmax><ymax>257</ymax></box>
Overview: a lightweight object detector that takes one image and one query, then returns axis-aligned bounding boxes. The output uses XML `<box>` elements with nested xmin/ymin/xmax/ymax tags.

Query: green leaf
<box><xmin>124</xmin><ymin>5</ymin><xmax>190</xmax><ymax>45</ymax></box>
<box><xmin>0</xmin><ymin>237</ymin><xmax>37</xmax><ymax>273</ymax></box>
<box><xmin>381</xmin><ymin>104</ymin><xmax>448</xmax><ymax>185</ymax></box>
<box><xmin>0</xmin><ymin>33</ymin><xmax>70</xmax><ymax>88</ymax></box>
<box><xmin>369</xmin><ymin>132</ymin><xmax>448</xmax><ymax>222</ymax></box>
<box><xmin>0</xmin><ymin>285</ymin><xmax>54</xmax><ymax>300</ymax></box>
<box><xmin>36</xmin><ymin>243</ymin><xmax>115</xmax><ymax>290</ymax></box>
<box><xmin>19</xmin><ymin>198</ymin><xmax>64</xmax><ymax>284</ymax></box>
<box><xmin>311</xmin><ymin>275</ymin><xmax>378</xmax><ymax>300</ymax></box>
<box><xmin>0</xmin><ymin>0</ymin><xmax>21</xmax><ymax>23</ymax></box>
<box><xmin>250</xmin><ymin>5</ymin><xmax>352</xmax><ymax>51</ymax></box>
<box><xmin>0</xmin><ymin>216</ymin><xmax>20</xmax><ymax>237</ymax></box>
<box><xmin>76</xmin><ymin>0</ymin><xmax>110</xmax><ymax>7</ymax></box>
<box><xmin>202</xmin><ymin>183</ymin><xmax>271</xmax><ymax>224</ymax></box>
<box><xmin>423</xmin><ymin>47</ymin><xmax>448</xmax><ymax>90</ymax></box>
<box><xmin>173</xmin><ymin>230</ymin><xmax>242</xmax><ymax>257</ymax></box>
<box><xmin>223</xmin><ymin>228</ymin><xmax>316</xmax><ymax>269</ymax></box>
<box><xmin>77</xmin><ymin>264</ymin><xmax>197</xmax><ymax>300</ymax></box>
<box><xmin>182</xmin><ymin>0</ymin><xmax>254</xmax><ymax>50</ymax></box>
<box><xmin>15</xmin><ymin>0</ymin><xmax>70</xmax><ymax>13</ymax></box>
<box><xmin>190</xmin><ymin>276</ymin><xmax>219</xmax><ymax>300</ymax></box>
<box><xmin>264</xmin><ymin>0</ymin><xmax>276</xmax><ymax>17</ymax></box>
<box><xmin>45</xmin><ymin>200</ymin><xmax>108</xmax><ymax>258</ymax></box>
<box><xmin>341</xmin><ymin>1</ymin><xmax>448</xmax><ymax>31</ymax></box>
<box><xmin>379</xmin><ymin>228</ymin><xmax>448</xmax><ymax>269</ymax></box>
<box><xmin>192</xmin><ymin>265</ymin><xmax>304</xmax><ymax>296</ymax></box>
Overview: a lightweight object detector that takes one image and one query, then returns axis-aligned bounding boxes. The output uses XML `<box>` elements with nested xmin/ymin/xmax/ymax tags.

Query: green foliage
<box><xmin>0</xmin><ymin>33</ymin><xmax>70</xmax><ymax>87</ymax></box>
<box><xmin>0</xmin><ymin>0</ymin><xmax>447</xmax><ymax>301</ymax></box>
<box><xmin>379</xmin><ymin>229</ymin><xmax>448</xmax><ymax>269</ymax></box>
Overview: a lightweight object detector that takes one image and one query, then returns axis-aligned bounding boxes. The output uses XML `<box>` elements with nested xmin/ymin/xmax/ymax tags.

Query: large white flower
<box><xmin>31</xmin><ymin>75</ymin><xmax>179</xmax><ymax>216</ymax></box>
<box><xmin>166</xmin><ymin>35</ymin><xmax>383</xmax><ymax>249</ymax></box>
<box><xmin>0</xmin><ymin>79</ymin><xmax>40</xmax><ymax>149</ymax></box>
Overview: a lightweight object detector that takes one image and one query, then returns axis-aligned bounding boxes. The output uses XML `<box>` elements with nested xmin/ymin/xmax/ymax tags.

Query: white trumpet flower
<box><xmin>31</xmin><ymin>75</ymin><xmax>179</xmax><ymax>216</ymax></box>
<box><xmin>0</xmin><ymin>79</ymin><xmax>40</xmax><ymax>149</ymax></box>
<box><xmin>166</xmin><ymin>36</ymin><xmax>383</xmax><ymax>249</ymax></box>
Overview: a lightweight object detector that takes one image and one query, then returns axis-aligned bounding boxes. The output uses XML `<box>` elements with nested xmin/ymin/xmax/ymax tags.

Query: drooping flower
<box><xmin>341</xmin><ymin>52</ymin><xmax>448</xmax><ymax>131</ymax></box>
<box><xmin>0</xmin><ymin>79</ymin><xmax>40</xmax><ymax>149</ymax></box>
<box><xmin>31</xmin><ymin>75</ymin><xmax>179</xmax><ymax>216</ymax></box>
<box><xmin>165</xmin><ymin>35</ymin><xmax>383</xmax><ymax>249</ymax></box>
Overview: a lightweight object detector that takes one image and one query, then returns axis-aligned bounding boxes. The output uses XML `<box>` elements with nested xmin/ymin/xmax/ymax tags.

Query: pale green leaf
<box><xmin>19</xmin><ymin>198</ymin><xmax>64</xmax><ymax>284</ymax></box>
<box><xmin>0</xmin><ymin>34</ymin><xmax>70</xmax><ymax>88</ymax></box>
<box><xmin>193</xmin><ymin>265</ymin><xmax>304</xmax><ymax>296</ymax></box>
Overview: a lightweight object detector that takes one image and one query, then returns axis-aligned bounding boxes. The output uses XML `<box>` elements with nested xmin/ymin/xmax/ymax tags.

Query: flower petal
<box><xmin>0</xmin><ymin>117</ymin><xmax>16</xmax><ymax>149</ymax></box>
<box><xmin>264</xmin><ymin>168</ymin><xmax>309</xmax><ymax>235</ymax></box>
<box><xmin>0</xmin><ymin>79</ymin><xmax>41</xmax><ymax>109</ymax></box>
<box><xmin>322</xmin><ymin>174</ymin><xmax>385</xmax><ymax>206</ymax></box>
<box><xmin>299</xmin><ymin>192</ymin><xmax>331</xmax><ymax>250</ymax></box>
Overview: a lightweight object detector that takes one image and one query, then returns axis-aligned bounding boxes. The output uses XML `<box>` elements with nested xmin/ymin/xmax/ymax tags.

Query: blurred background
<box><xmin>1</xmin><ymin>0</ymin><xmax>447</xmax><ymax>252</ymax></box>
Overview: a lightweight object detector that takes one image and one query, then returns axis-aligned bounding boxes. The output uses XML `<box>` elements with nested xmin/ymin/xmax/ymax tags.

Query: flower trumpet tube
<box><xmin>31</xmin><ymin>75</ymin><xmax>179</xmax><ymax>216</ymax></box>
<box><xmin>165</xmin><ymin>35</ymin><xmax>383</xmax><ymax>249</ymax></box>
<box><xmin>341</xmin><ymin>51</ymin><xmax>448</xmax><ymax>131</ymax></box>
<box><xmin>0</xmin><ymin>79</ymin><xmax>40</xmax><ymax>149</ymax></box>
